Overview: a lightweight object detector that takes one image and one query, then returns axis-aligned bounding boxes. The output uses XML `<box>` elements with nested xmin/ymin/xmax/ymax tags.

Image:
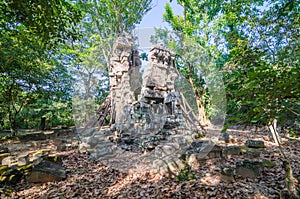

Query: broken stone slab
<box><xmin>235</xmin><ymin>160</ymin><xmax>263</xmax><ymax>178</ymax></box>
<box><xmin>0</xmin><ymin>153</ymin><xmax>11</xmax><ymax>163</ymax></box>
<box><xmin>246</xmin><ymin>140</ymin><xmax>265</xmax><ymax>148</ymax></box>
<box><xmin>27</xmin><ymin>160</ymin><xmax>66</xmax><ymax>183</ymax></box>
<box><xmin>186</xmin><ymin>140</ymin><xmax>221</xmax><ymax>159</ymax></box>
<box><xmin>17</xmin><ymin>155</ymin><xmax>30</xmax><ymax>166</ymax></box>
<box><xmin>222</xmin><ymin>146</ymin><xmax>241</xmax><ymax>158</ymax></box>
<box><xmin>187</xmin><ymin>154</ymin><xmax>200</xmax><ymax>170</ymax></box>
<box><xmin>56</xmin><ymin>144</ymin><xmax>67</xmax><ymax>152</ymax></box>
<box><xmin>2</xmin><ymin>156</ymin><xmax>17</xmax><ymax>167</ymax></box>
<box><xmin>207</xmin><ymin>145</ymin><xmax>223</xmax><ymax>159</ymax></box>
<box><xmin>0</xmin><ymin>165</ymin><xmax>23</xmax><ymax>184</ymax></box>
<box><xmin>245</xmin><ymin>148</ymin><xmax>261</xmax><ymax>158</ymax></box>
<box><xmin>220</xmin><ymin>165</ymin><xmax>235</xmax><ymax>181</ymax></box>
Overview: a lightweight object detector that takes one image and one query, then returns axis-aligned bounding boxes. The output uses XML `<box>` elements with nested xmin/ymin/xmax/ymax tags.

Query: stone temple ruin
<box><xmin>108</xmin><ymin>33</ymin><xmax>203</xmax><ymax>150</ymax></box>
<box><xmin>80</xmin><ymin>33</ymin><xmax>210</xmax><ymax>172</ymax></box>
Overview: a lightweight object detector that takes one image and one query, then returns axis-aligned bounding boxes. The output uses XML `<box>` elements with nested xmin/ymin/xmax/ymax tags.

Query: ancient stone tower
<box><xmin>106</xmin><ymin>33</ymin><xmax>203</xmax><ymax>153</ymax></box>
<box><xmin>109</xmin><ymin>33</ymin><xmax>141</xmax><ymax>124</ymax></box>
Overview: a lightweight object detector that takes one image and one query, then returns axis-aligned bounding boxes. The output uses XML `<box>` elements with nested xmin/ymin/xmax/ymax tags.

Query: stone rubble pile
<box><xmin>0</xmin><ymin>130</ymin><xmax>78</xmax><ymax>185</ymax></box>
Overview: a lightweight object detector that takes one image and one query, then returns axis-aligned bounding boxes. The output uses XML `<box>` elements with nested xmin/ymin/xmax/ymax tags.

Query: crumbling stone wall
<box><xmin>82</xmin><ymin>34</ymin><xmax>205</xmax><ymax>171</ymax></box>
<box><xmin>107</xmin><ymin>37</ymin><xmax>203</xmax><ymax>151</ymax></box>
<box><xmin>109</xmin><ymin>33</ymin><xmax>141</xmax><ymax>124</ymax></box>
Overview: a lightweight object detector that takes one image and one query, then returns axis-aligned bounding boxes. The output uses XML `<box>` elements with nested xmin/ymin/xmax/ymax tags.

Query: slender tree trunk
<box><xmin>281</xmin><ymin>160</ymin><xmax>299</xmax><ymax>198</ymax></box>
<box><xmin>268</xmin><ymin>119</ymin><xmax>282</xmax><ymax>145</ymax></box>
<box><xmin>269</xmin><ymin>122</ymin><xmax>299</xmax><ymax>198</ymax></box>
<box><xmin>8</xmin><ymin>112</ymin><xmax>16</xmax><ymax>136</ymax></box>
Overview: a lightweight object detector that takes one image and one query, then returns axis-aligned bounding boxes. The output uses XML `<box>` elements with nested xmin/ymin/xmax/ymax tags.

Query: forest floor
<box><xmin>2</xmin><ymin>126</ymin><xmax>300</xmax><ymax>199</ymax></box>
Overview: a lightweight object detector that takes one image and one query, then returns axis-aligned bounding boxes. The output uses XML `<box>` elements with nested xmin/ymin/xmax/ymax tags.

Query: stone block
<box><xmin>245</xmin><ymin>148</ymin><xmax>261</xmax><ymax>158</ymax></box>
<box><xmin>187</xmin><ymin>154</ymin><xmax>200</xmax><ymax>170</ymax></box>
<box><xmin>2</xmin><ymin>156</ymin><xmax>17</xmax><ymax>167</ymax></box>
<box><xmin>222</xmin><ymin>146</ymin><xmax>241</xmax><ymax>158</ymax></box>
<box><xmin>0</xmin><ymin>166</ymin><xmax>23</xmax><ymax>184</ymax></box>
<box><xmin>27</xmin><ymin>160</ymin><xmax>66</xmax><ymax>183</ymax></box>
<box><xmin>17</xmin><ymin>155</ymin><xmax>30</xmax><ymax>166</ymax></box>
<box><xmin>0</xmin><ymin>153</ymin><xmax>11</xmax><ymax>163</ymax></box>
<box><xmin>207</xmin><ymin>145</ymin><xmax>223</xmax><ymax>159</ymax></box>
<box><xmin>220</xmin><ymin>165</ymin><xmax>235</xmax><ymax>181</ymax></box>
<box><xmin>56</xmin><ymin>144</ymin><xmax>67</xmax><ymax>152</ymax></box>
<box><xmin>236</xmin><ymin>160</ymin><xmax>262</xmax><ymax>178</ymax></box>
<box><xmin>246</xmin><ymin>140</ymin><xmax>265</xmax><ymax>148</ymax></box>
<box><xmin>186</xmin><ymin>140</ymin><xmax>218</xmax><ymax>159</ymax></box>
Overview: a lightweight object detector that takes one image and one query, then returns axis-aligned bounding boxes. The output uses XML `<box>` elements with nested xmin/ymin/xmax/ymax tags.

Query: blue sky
<box><xmin>135</xmin><ymin>0</ymin><xmax>183</xmax><ymax>50</ymax></box>
<box><xmin>138</xmin><ymin>0</ymin><xmax>183</xmax><ymax>28</ymax></box>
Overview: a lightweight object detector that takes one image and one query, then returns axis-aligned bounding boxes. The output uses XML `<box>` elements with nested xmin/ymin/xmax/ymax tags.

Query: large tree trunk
<box><xmin>188</xmin><ymin>76</ymin><xmax>209</xmax><ymax>125</ymax></box>
<box><xmin>40</xmin><ymin>117</ymin><xmax>46</xmax><ymax>130</ymax></box>
<box><xmin>195</xmin><ymin>95</ymin><xmax>209</xmax><ymax>125</ymax></box>
<box><xmin>96</xmin><ymin>95</ymin><xmax>111</xmax><ymax>127</ymax></box>
<box><xmin>8</xmin><ymin>112</ymin><xmax>17</xmax><ymax>136</ymax></box>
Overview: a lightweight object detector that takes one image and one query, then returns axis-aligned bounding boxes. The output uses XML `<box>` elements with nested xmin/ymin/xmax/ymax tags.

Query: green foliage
<box><xmin>70</xmin><ymin>0</ymin><xmax>153</xmax><ymax>126</ymax></box>
<box><xmin>222</xmin><ymin>0</ymin><xmax>300</xmax><ymax>127</ymax></box>
<box><xmin>152</xmin><ymin>1</ymin><xmax>226</xmax><ymax>124</ymax></box>
<box><xmin>158</xmin><ymin>0</ymin><xmax>299</xmax><ymax>130</ymax></box>
<box><xmin>0</xmin><ymin>0</ymin><xmax>82</xmax><ymax>48</ymax></box>
<box><xmin>176</xmin><ymin>165</ymin><xmax>196</xmax><ymax>181</ymax></box>
<box><xmin>79</xmin><ymin>0</ymin><xmax>152</xmax><ymax>36</ymax></box>
<box><xmin>0</xmin><ymin>0</ymin><xmax>82</xmax><ymax>132</ymax></box>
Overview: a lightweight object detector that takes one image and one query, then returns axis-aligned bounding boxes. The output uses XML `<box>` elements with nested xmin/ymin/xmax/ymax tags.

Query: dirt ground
<box><xmin>2</xmin><ymin>126</ymin><xmax>300</xmax><ymax>199</ymax></box>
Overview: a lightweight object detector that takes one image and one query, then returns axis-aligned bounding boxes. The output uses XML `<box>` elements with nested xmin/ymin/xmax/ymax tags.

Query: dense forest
<box><xmin>0</xmin><ymin>0</ymin><xmax>299</xmax><ymax>198</ymax></box>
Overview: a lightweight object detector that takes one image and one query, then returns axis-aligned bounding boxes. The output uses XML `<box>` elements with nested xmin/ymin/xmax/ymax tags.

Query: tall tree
<box><xmin>77</xmin><ymin>0</ymin><xmax>152</xmax><ymax>72</ymax></box>
<box><xmin>207</xmin><ymin>0</ymin><xmax>300</xmax><ymax>197</ymax></box>
<box><xmin>72</xmin><ymin>0</ymin><xmax>152</xmax><ymax>126</ymax></box>
<box><xmin>0</xmin><ymin>0</ymin><xmax>82</xmax><ymax>134</ymax></box>
<box><xmin>152</xmin><ymin>0</ymin><xmax>226</xmax><ymax>125</ymax></box>
<box><xmin>154</xmin><ymin>0</ymin><xmax>299</xmax><ymax>196</ymax></box>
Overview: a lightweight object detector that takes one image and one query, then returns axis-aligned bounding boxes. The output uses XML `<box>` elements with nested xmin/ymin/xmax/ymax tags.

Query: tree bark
<box><xmin>40</xmin><ymin>117</ymin><xmax>46</xmax><ymax>130</ymax></box>
<box><xmin>268</xmin><ymin>119</ymin><xmax>282</xmax><ymax>145</ymax></box>
<box><xmin>268</xmin><ymin>122</ymin><xmax>299</xmax><ymax>199</ymax></box>
<box><xmin>281</xmin><ymin>160</ymin><xmax>299</xmax><ymax>199</ymax></box>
